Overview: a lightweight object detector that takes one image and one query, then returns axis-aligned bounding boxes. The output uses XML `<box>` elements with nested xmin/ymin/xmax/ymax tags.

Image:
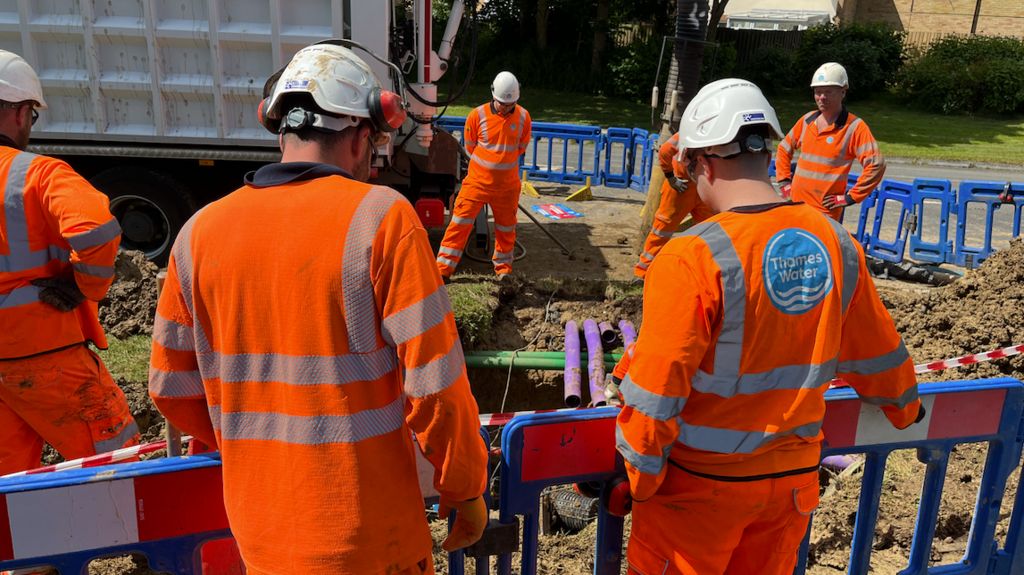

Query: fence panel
<box><xmin>865</xmin><ymin>179</ymin><xmax>914</xmax><ymax>262</ymax></box>
<box><xmin>603</xmin><ymin>127</ymin><xmax>633</xmax><ymax>188</ymax></box>
<box><xmin>953</xmin><ymin>181</ymin><xmax>1024</xmax><ymax>267</ymax></box>
<box><xmin>908</xmin><ymin>178</ymin><xmax>955</xmax><ymax>264</ymax></box>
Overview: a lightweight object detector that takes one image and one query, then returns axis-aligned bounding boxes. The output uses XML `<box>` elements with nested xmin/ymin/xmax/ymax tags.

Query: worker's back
<box><xmin>637</xmin><ymin>202</ymin><xmax>916</xmax><ymax>479</ymax></box>
<box><xmin>0</xmin><ymin>146</ymin><xmax>117</xmax><ymax>358</ymax></box>
<box><xmin>171</xmin><ymin>173</ymin><xmax>438</xmax><ymax>573</ymax></box>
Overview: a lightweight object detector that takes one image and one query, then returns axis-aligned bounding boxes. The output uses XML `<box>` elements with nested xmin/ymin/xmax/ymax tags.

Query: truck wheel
<box><xmin>90</xmin><ymin>167</ymin><xmax>196</xmax><ymax>266</ymax></box>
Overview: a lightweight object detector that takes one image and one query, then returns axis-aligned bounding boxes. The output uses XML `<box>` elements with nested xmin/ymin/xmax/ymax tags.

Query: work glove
<box><xmin>439</xmin><ymin>495</ymin><xmax>488</xmax><ymax>552</ymax></box>
<box><xmin>777</xmin><ymin>180</ymin><xmax>792</xmax><ymax>200</ymax></box>
<box><xmin>822</xmin><ymin>192</ymin><xmax>855</xmax><ymax>210</ymax></box>
<box><xmin>31</xmin><ymin>277</ymin><xmax>86</xmax><ymax>312</ymax></box>
<box><xmin>667</xmin><ymin>175</ymin><xmax>688</xmax><ymax>192</ymax></box>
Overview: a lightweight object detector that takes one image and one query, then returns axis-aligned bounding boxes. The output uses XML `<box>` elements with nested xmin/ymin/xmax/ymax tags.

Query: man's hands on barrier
<box><xmin>823</xmin><ymin>192</ymin><xmax>855</xmax><ymax>210</ymax></box>
<box><xmin>439</xmin><ymin>495</ymin><xmax>488</xmax><ymax>552</ymax></box>
<box><xmin>31</xmin><ymin>277</ymin><xmax>86</xmax><ymax>311</ymax></box>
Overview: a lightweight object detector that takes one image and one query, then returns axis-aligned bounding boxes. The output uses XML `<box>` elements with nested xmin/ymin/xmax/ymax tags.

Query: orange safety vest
<box><xmin>0</xmin><ymin>147</ymin><xmax>120</xmax><ymax>359</ymax></box>
<box><xmin>149</xmin><ymin>166</ymin><xmax>487</xmax><ymax>574</ymax></box>
<box><xmin>616</xmin><ymin>202</ymin><xmax>919</xmax><ymax>500</ymax></box>
<box><xmin>775</xmin><ymin>108</ymin><xmax>886</xmax><ymax>213</ymax></box>
<box><xmin>461</xmin><ymin>103</ymin><xmax>531</xmax><ymax>200</ymax></box>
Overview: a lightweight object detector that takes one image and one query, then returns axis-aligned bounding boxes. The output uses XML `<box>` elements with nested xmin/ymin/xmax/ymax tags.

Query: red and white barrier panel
<box><xmin>915</xmin><ymin>343</ymin><xmax>1024</xmax><ymax>375</ymax></box>
<box><xmin>821</xmin><ymin>387</ymin><xmax>1007</xmax><ymax>449</ymax></box>
<box><xmin>1</xmin><ymin>437</ymin><xmax>192</xmax><ymax>478</ymax></box>
<box><xmin>0</xmin><ymin>464</ymin><xmax>228</xmax><ymax>564</ymax></box>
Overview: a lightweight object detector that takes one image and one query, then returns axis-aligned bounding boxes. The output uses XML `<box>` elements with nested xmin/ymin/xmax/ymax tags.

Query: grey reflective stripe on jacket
<box><xmin>824</xmin><ymin>217</ymin><xmax>859</xmax><ymax>314</ymax></box>
<box><xmin>342</xmin><ymin>187</ymin><xmax>400</xmax><ymax>353</ymax></box>
<box><xmin>677</xmin><ymin>418</ymin><xmax>823</xmax><ymax>455</ymax></box>
<box><xmin>208</xmin><ymin>396</ymin><xmax>406</xmax><ymax>444</ymax></box>
<box><xmin>616</xmin><ymin>424</ymin><xmax>673</xmax><ymax>475</ymax></box>
<box><xmin>1</xmin><ymin>152</ymin><xmax>73</xmax><ymax>286</ymax></box>
<box><xmin>93</xmin><ymin>420</ymin><xmax>140</xmax><ymax>453</ymax></box>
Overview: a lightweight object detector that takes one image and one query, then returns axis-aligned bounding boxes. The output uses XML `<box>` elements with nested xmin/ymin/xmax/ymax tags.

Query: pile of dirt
<box><xmin>99</xmin><ymin>250</ymin><xmax>159</xmax><ymax>339</ymax></box>
<box><xmin>881</xmin><ymin>238</ymin><xmax>1024</xmax><ymax>382</ymax></box>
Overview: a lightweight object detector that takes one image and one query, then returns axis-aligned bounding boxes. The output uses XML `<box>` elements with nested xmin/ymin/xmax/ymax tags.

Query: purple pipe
<box><xmin>583</xmin><ymin>319</ymin><xmax>606</xmax><ymax>406</ymax></box>
<box><xmin>618</xmin><ymin>320</ymin><xmax>637</xmax><ymax>348</ymax></box>
<box><xmin>598</xmin><ymin>321</ymin><xmax>617</xmax><ymax>348</ymax></box>
<box><xmin>563</xmin><ymin>321</ymin><xmax>582</xmax><ymax>408</ymax></box>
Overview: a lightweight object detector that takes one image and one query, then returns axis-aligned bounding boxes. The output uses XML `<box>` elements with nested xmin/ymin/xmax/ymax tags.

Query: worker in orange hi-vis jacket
<box><xmin>436</xmin><ymin>71</ymin><xmax>531</xmax><ymax>280</ymax></box>
<box><xmin>148</xmin><ymin>42</ymin><xmax>488</xmax><ymax>575</ymax></box>
<box><xmin>0</xmin><ymin>49</ymin><xmax>138</xmax><ymax>478</ymax></box>
<box><xmin>634</xmin><ymin>132</ymin><xmax>715</xmax><ymax>279</ymax></box>
<box><xmin>615</xmin><ymin>79</ymin><xmax>923</xmax><ymax>575</ymax></box>
<box><xmin>774</xmin><ymin>62</ymin><xmax>886</xmax><ymax>221</ymax></box>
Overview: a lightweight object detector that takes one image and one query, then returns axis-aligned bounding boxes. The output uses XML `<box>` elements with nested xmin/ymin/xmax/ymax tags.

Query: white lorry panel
<box><xmin>0</xmin><ymin>0</ymin><xmax>392</xmax><ymax>147</ymax></box>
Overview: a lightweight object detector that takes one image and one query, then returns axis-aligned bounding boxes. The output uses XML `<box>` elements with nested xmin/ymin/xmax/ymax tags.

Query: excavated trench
<box><xmin>79</xmin><ymin>240</ymin><xmax>1024</xmax><ymax>574</ymax></box>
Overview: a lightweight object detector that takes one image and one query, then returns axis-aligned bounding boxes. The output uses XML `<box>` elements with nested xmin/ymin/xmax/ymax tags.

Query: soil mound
<box><xmin>99</xmin><ymin>250</ymin><xmax>159</xmax><ymax>339</ymax></box>
<box><xmin>882</xmin><ymin>238</ymin><xmax>1024</xmax><ymax>381</ymax></box>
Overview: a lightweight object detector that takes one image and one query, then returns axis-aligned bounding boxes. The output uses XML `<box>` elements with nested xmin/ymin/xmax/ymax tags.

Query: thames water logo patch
<box><xmin>763</xmin><ymin>229</ymin><xmax>833</xmax><ymax>314</ymax></box>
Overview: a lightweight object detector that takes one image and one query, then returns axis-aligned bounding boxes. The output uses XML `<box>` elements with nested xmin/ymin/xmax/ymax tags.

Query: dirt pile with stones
<box><xmin>99</xmin><ymin>250</ymin><xmax>159</xmax><ymax>339</ymax></box>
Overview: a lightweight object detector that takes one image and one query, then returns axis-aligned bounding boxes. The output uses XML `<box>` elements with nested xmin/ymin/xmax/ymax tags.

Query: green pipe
<box><xmin>463</xmin><ymin>350</ymin><xmax>623</xmax><ymax>371</ymax></box>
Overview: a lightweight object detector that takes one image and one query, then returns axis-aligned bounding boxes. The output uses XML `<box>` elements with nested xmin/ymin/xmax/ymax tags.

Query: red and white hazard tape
<box><xmin>477</xmin><ymin>343</ymin><xmax>1024</xmax><ymax>426</ymax></box>
<box><xmin>914</xmin><ymin>343</ymin><xmax>1024</xmax><ymax>375</ymax></box>
<box><xmin>1</xmin><ymin>436</ymin><xmax>192</xmax><ymax>478</ymax></box>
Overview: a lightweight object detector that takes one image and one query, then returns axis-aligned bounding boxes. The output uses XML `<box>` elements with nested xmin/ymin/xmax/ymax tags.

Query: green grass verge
<box><xmin>443</xmin><ymin>84</ymin><xmax>652</xmax><ymax>129</ymax></box>
<box><xmin>771</xmin><ymin>92</ymin><xmax>1024</xmax><ymax>166</ymax></box>
<box><xmin>446</xmin><ymin>276</ymin><xmax>499</xmax><ymax>345</ymax></box>
<box><xmin>443</xmin><ymin>85</ymin><xmax>1024</xmax><ymax>165</ymax></box>
<box><xmin>96</xmin><ymin>335</ymin><xmax>151</xmax><ymax>382</ymax></box>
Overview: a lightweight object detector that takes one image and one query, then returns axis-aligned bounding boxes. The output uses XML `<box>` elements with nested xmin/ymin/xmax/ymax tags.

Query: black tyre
<box><xmin>90</xmin><ymin>167</ymin><xmax>196</xmax><ymax>266</ymax></box>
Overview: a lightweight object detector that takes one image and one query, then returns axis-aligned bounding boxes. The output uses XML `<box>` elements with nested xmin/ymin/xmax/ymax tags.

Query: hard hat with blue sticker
<box><xmin>763</xmin><ymin>229</ymin><xmax>834</xmax><ymax>314</ymax></box>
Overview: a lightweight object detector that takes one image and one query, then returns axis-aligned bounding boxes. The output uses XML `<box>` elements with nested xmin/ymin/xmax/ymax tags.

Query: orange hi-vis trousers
<box><xmin>437</xmin><ymin>191</ymin><xmax>519</xmax><ymax>277</ymax></box>
<box><xmin>634</xmin><ymin>180</ymin><xmax>713</xmax><ymax>278</ymax></box>
<box><xmin>0</xmin><ymin>344</ymin><xmax>139</xmax><ymax>475</ymax></box>
<box><xmin>626</xmin><ymin>467</ymin><xmax>819</xmax><ymax>575</ymax></box>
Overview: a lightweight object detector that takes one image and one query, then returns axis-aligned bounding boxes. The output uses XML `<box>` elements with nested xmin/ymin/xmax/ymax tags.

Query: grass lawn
<box><xmin>443</xmin><ymin>85</ymin><xmax>1024</xmax><ymax>166</ymax></box>
<box><xmin>97</xmin><ymin>335</ymin><xmax>151</xmax><ymax>382</ymax></box>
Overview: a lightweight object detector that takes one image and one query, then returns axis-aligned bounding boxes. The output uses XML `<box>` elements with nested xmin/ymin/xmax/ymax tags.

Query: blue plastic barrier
<box><xmin>953</xmin><ymin>181</ymin><xmax>1024</xmax><ymax>268</ymax></box>
<box><xmin>865</xmin><ymin>179</ymin><xmax>914</xmax><ymax>262</ymax></box>
<box><xmin>908</xmin><ymin>179</ymin><xmax>955</xmax><ymax>264</ymax></box>
<box><xmin>602</xmin><ymin>127</ymin><xmax>633</xmax><ymax>188</ymax></box>
<box><xmin>495</xmin><ymin>379</ymin><xmax>1024</xmax><ymax>575</ymax></box>
<box><xmin>629</xmin><ymin>129</ymin><xmax>656</xmax><ymax>192</ymax></box>
<box><xmin>523</xmin><ymin>122</ymin><xmax>603</xmax><ymax>185</ymax></box>
<box><xmin>435</xmin><ymin>115</ymin><xmax>467</xmax><ymax>145</ymax></box>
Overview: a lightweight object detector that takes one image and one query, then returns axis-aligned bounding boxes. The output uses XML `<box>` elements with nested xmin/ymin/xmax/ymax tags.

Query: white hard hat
<box><xmin>265</xmin><ymin>43</ymin><xmax>384</xmax><ymax>124</ymax></box>
<box><xmin>491</xmin><ymin>71</ymin><xmax>520</xmax><ymax>104</ymax></box>
<box><xmin>0</xmin><ymin>50</ymin><xmax>47</xmax><ymax>109</ymax></box>
<box><xmin>678</xmin><ymin>78</ymin><xmax>783</xmax><ymax>153</ymax></box>
<box><xmin>810</xmin><ymin>62</ymin><xmax>849</xmax><ymax>88</ymax></box>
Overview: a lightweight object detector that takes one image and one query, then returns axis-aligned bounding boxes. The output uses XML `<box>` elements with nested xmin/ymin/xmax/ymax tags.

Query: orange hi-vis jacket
<box><xmin>616</xmin><ymin>201</ymin><xmax>920</xmax><ymax>500</ymax></box>
<box><xmin>460</xmin><ymin>102</ymin><xmax>531</xmax><ymax>201</ymax></box>
<box><xmin>775</xmin><ymin>108</ymin><xmax>886</xmax><ymax>216</ymax></box>
<box><xmin>0</xmin><ymin>144</ymin><xmax>121</xmax><ymax>359</ymax></box>
<box><xmin>149</xmin><ymin>163</ymin><xmax>488</xmax><ymax>575</ymax></box>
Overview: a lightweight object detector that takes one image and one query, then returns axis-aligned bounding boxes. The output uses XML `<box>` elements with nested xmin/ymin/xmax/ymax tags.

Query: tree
<box><xmin>537</xmin><ymin>0</ymin><xmax>550</xmax><ymax>50</ymax></box>
<box><xmin>591</xmin><ymin>0</ymin><xmax>611</xmax><ymax>73</ymax></box>
<box><xmin>638</xmin><ymin>0</ymin><xmax>710</xmax><ymax>248</ymax></box>
<box><xmin>706</xmin><ymin>0</ymin><xmax>729</xmax><ymax>41</ymax></box>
